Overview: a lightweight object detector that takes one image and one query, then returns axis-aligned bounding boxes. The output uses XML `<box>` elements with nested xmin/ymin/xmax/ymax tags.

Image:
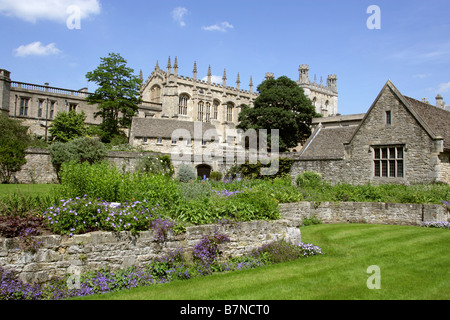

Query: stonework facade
<box><xmin>0</xmin><ymin>60</ymin><xmax>336</xmax><ymax>140</ymax></box>
<box><xmin>294</xmin><ymin>80</ymin><xmax>450</xmax><ymax>185</ymax></box>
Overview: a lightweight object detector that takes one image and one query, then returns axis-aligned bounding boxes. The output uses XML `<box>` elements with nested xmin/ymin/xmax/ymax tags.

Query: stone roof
<box><xmin>130</xmin><ymin>117</ymin><xmax>219</xmax><ymax>140</ymax></box>
<box><xmin>299</xmin><ymin>125</ymin><xmax>356</xmax><ymax>159</ymax></box>
<box><xmin>404</xmin><ymin>96</ymin><xmax>450</xmax><ymax>151</ymax></box>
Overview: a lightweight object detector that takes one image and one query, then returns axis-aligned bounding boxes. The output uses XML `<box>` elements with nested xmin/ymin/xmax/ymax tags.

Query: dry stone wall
<box><xmin>279</xmin><ymin>201</ymin><xmax>448</xmax><ymax>226</ymax></box>
<box><xmin>0</xmin><ymin>216</ymin><xmax>302</xmax><ymax>285</ymax></box>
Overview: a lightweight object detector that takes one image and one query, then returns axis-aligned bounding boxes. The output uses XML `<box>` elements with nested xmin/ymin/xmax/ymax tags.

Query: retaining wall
<box><xmin>0</xmin><ymin>216</ymin><xmax>301</xmax><ymax>284</ymax></box>
<box><xmin>279</xmin><ymin>201</ymin><xmax>448</xmax><ymax>226</ymax></box>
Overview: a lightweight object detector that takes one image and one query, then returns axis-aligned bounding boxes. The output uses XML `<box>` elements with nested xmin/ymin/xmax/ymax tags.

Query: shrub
<box><xmin>0</xmin><ymin>115</ymin><xmax>30</xmax><ymax>183</ymax></box>
<box><xmin>210</xmin><ymin>171</ymin><xmax>222</xmax><ymax>181</ymax></box>
<box><xmin>0</xmin><ymin>215</ymin><xmax>44</xmax><ymax>238</ymax></box>
<box><xmin>0</xmin><ymin>192</ymin><xmax>57</xmax><ymax>219</ymax></box>
<box><xmin>48</xmin><ymin>110</ymin><xmax>88</xmax><ymax>143</ymax></box>
<box><xmin>296</xmin><ymin>171</ymin><xmax>323</xmax><ymax>188</ymax></box>
<box><xmin>177</xmin><ymin>164</ymin><xmax>197</xmax><ymax>182</ymax></box>
<box><xmin>250</xmin><ymin>240</ymin><xmax>324</xmax><ymax>264</ymax></box>
<box><xmin>136</xmin><ymin>153</ymin><xmax>174</xmax><ymax>177</ymax></box>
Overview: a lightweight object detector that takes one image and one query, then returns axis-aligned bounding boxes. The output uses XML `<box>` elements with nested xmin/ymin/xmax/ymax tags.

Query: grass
<box><xmin>74</xmin><ymin>223</ymin><xmax>450</xmax><ymax>300</ymax></box>
<box><xmin>0</xmin><ymin>184</ymin><xmax>57</xmax><ymax>197</ymax></box>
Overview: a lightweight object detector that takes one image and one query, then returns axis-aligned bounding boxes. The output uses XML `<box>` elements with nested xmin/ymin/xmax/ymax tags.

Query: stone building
<box><xmin>0</xmin><ymin>59</ymin><xmax>337</xmax><ymax>140</ymax></box>
<box><xmin>293</xmin><ymin>80</ymin><xmax>450</xmax><ymax>185</ymax></box>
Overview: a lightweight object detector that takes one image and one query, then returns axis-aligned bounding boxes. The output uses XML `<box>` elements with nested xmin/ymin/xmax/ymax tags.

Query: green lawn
<box><xmin>0</xmin><ymin>184</ymin><xmax>57</xmax><ymax>196</ymax></box>
<box><xmin>75</xmin><ymin>223</ymin><xmax>450</xmax><ymax>300</ymax></box>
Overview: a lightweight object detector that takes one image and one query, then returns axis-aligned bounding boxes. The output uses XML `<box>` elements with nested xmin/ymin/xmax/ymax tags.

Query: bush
<box><xmin>250</xmin><ymin>239</ymin><xmax>324</xmax><ymax>264</ymax></box>
<box><xmin>136</xmin><ymin>154</ymin><xmax>174</xmax><ymax>177</ymax></box>
<box><xmin>0</xmin><ymin>115</ymin><xmax>30</xmax><ymax>183</ymax></box>
<box><xmin>296</xmin><ymin>171</ymin><xmax>323</xmax><ymax>188</ymax></box>
<box><xmin>49</xmin><ymin>137</ymin><xmax>107</xmax><ymax>179</ymax></box>
<box><xmin>0</xmin><ymin>215</ymin><xmax>44</xmax><ymax>238</ymax></box>
<box><xmin>177</xmin><ymin>164</ymin><xmax>197</xmax><ymax>182</ymax></box>
<box><xmin>210</xmin><ymin>171</ymin><xmax>222</xmax><ymax>181</ymax></box>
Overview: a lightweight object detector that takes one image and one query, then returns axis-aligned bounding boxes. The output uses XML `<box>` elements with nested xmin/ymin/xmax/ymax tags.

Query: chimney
<box><xmin>436</xmin><ymin>94</ymin><xmax>444</xmax><ymax>108</ymax></box>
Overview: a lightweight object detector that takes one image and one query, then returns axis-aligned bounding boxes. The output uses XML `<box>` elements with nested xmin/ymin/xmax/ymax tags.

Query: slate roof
<box><xmin>130</xmin><ymin>117</ymin><xmax>219</xmax><ymax>140</ymax></box>
<box><xmin>404</xmin><ymin>96</ymin><xmax>450</xmax><ymax>151</ymax></box>
<box><xmin>299</xmin><ymin>125</ymin><xmax>356</xmax><ymax>159</ymax></box>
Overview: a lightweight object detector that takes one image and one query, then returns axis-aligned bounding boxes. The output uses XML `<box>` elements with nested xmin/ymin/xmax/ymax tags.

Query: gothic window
<box><xmin>179</xmin><ymin>94</ymin><xmax>188</xmax><ymax>115</ymax></box>
<box><xmin>213</xmin><ymin>100</ymin><xmax>219</xmax><ymax>119</ymax></box>
<box><xmin>69</xmin><ymin>103</ymin><xmax>77</xmax><ymax>112</ymax></box>
<box><xmin>373</xmin><ymin>146</ymin><xmax>404</xmax><ymax>178</ymax></box>
<box><xmin>198</xmin><ymin>101</ymin><xmax>204</xmax><ymax>122</ymax></box>
<box><xmin>19</xmin><ymin>97</ymin><xmax>29</xmax><ymax>116</ymax></box>
<box><xmin>312</xmin><ymin>97</ymin><xmax>317</xmax><ymax>107</ymax></box>
<box><xmin>205</xmin><ymin>102</ymin><xmax>211</xmax><ymax>122</ymax></box>
<box><xmin>150</xmin><ymin>85</ymin><xmax>161</xmax><ymax>103</ymax></box>
<box><xmin>227</xmin><ymin>103</ymin><xmax>233</xmax><ymax>122</ymax></box>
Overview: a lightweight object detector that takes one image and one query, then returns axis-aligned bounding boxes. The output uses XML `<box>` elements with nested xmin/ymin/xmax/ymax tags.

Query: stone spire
<box><xmin>173</xmin><ymin>56</ymin><xmax>178</xmax><ymax>76</ymax></box>
<box><xmin>249</xmin><ymin>76</ymin><xmax>253</xmax><ymax>94</ymax></box>
<box><xmin>236</xmin><ymin>73</ymin><xmax>240</xmax><ymax>91</ymax></box>
<box><xmin>166</xmin><ymin>57</ymin><xmax>172</xmax><ymax>76</ymax></box>
<box><xmin>155</xmin><ymin>60</ymin><xmax>159</xmax><ymax>70</ymax></box>
<box><xmin>222</xmin><ymin>69</ymin><xmax>227</xmax><ymax>87</ymax></box>
<box><xmin>139</xmin><ymin>69</ymin><xmax>143</xmax><ymax>83</ymax></box>
<box><xmin>207</xmin><ymin>65</ymin><xmax>212</xmax><ymax>84</ymax></box>
<box><xmin>193</xmin><ymin>61</ymin><xmax>197</xmax><ymax>80</ymax></box>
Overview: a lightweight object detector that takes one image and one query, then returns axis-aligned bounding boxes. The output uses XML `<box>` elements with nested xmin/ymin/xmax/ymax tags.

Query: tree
<box><xmin>85</xmin><ymin>53</ymin><xmax>142</xmax><ymax>143</ymax></box>
<box><xmin>238</xmin><ymin>76</ymin><xmax>321</xmax><ymax>152</ymax></box>
<box><xmin>0</xmin><ymin>114</ymin><xmax>30</xmax><ymax>183</ymax></box>
<box><xmin>49</xmin><ymin>110</ymin><xmax>88</xmax><ymax>142</ymax></box>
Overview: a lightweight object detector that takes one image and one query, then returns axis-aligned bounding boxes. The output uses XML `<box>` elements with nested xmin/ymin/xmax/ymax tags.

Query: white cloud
<box><xmin>172</xmin><ymin>6</ymin><xmax>188</xmax><ymax>27</ymax></box>
<box><xmin>437</xmin><ymin>82</ymin><xmax>450</xmax><ymax>94</ymax></box>
<box><xmin>202</xmin><ymin>21</ymin><xmax>234</xmax><ymax>32</ymax></box>
<box><xmin>0</xmin><ymin>0</ymin><xmax>101</xmax><ymax>23</ymax></box>
<box><xmin>14</xmin><ymin>41</ymin><xmax>62</xmax><ymax>57</ymax></box>
<box><xmin>413</xmin><ymin>73</ymin><xmax>431</xmax><ymax>79</ymax></box>
<box><xmin>202</xmin><ymin>75</ymin><xmax>223</xmax><ymax>84</ymax></box>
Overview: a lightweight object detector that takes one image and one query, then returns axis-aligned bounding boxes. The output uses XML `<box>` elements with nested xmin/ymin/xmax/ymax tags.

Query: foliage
<box><xmin>421</xmin><ymin>221</ymin><xmax>450</xmax><ymax>229</ymax></box>
<box><xmin>192</xmin><ymin>230</ymin><xmax>230</xmax><ymax>272</ymax></box>
<box><xmin>296</xmin><ymin>171</ymin><xmax>323</xmax><ymax>188</ymax></box>
<box><xmin>0</xmin><ymin>191</ymin><xmax>57</xmax><ymax>219</ymax></box>
<box><xmin>42</xmin><ymin>195</ymin><xmax>166</xmax><ymax>236</ymax></box>
<box><xmin>136</xmin><ymin>153</ymin><xmax>174</xmax><ymax>177</ymax></box>
<box><xmin>176</xmin><ymin>163</ymin><xmax>197</xmax><ymax>182</ymax></box>
<box><xmin>48</xmin><ymin>110</ymin><xmax>88</xmax><ymax>143</ymax></box>
<box><xmin>250</xmin><ymin>239</ymin><xmax>324</xmax><ymax>264</ymax></box>
<box><xmin>209</xmin><ymin>171</ymin><xmax>222</xmax><ymax>181</ymax></box>
<box><xmin>227</xmin><ymin>158</ymin><xmax>294</xmax><ymax>180</ymax></box>
<box><xmin>0</xmin><ymin>215</ymin><xmax>44</xmax><ymax>238</ymax></box>
<box><xmin>301</xmin><ymin>215</ymin><xmax>322</xmax><ymax>226</ymax></box>
<box><xmin>0</xmin><ymin>115</ymin><xmax>30</xmax><ymax>183</ymax></box>
<box><xmin>85</xmin><ymin>53</ymin><xmax>142</xmax><ymax>143</ymax></box>
<box><xmin>237</xmin><ymin>76</ymin><xmax>320</xmax><ymax>152</ymax></box>
<box><xmin>49</xmin><ymin>137</ymin><xmax>107</xmax><ymax>179</ymax></box>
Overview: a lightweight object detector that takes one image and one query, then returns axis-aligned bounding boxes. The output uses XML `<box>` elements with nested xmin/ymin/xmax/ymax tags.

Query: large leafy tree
<box><xmin>238</xmin><ymin>76</ymin><xmax>320</xmax><ymax>152</ymax></box>
<box><xmin>0</xmin><ymin>114</ymin><xmax>30</xmax><ymax>183</ymax></box>
<box><xmin>49</xmin><ymin>110</ymin><xmax>88</xmax><ymax>143</ymax></box>
<box><xmin>86</xmin><ymin>53</ymin><xmax>142</xmax><ymax>143</ymax></box>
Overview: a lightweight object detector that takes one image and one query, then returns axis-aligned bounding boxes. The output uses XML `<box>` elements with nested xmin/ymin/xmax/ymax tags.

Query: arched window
<box><xmin>179</xmin><ymin>94</ymin><xmax>189</xmax><ymax>115</ymax></box>
<box><xmin>312</xmin><ymin>97</ymin><xmax>317</xmax><ymax>107</ymax></box>
<box><xmin>150</xmin><ymin>85</ymin><xmax>161</xmax><ymax>103</ymax></box>
<box><xmin>227</xmin><ymin>103</ymin><xmax>234</xmax><ymax>122</ymax></box>
<box><xmin>213</xmin><ymin>100</ymin><xmax>219</xmax><ymax>120</ymax></box>
<box><xmin>198</xmin><ymin>101</ymin><xmax>204</xmax><ymax>121</ymax></box>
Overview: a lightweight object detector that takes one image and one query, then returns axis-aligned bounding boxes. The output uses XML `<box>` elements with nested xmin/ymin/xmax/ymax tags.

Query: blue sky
<box><xmin>0</xmin><ymin>0</ymin><xmax>449</xmax><ymax>115</ymax></box>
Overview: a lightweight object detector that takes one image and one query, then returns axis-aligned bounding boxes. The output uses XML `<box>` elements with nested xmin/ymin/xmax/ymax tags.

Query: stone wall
<box><xmin>279</xmin><ymin>201</ymin><xmax>448</xmax><ymax>226</ymax></box>
<box><xmin>0</xmin><ymin>216</ymin><xmax>301</xmax><ymax>284</ymax></box>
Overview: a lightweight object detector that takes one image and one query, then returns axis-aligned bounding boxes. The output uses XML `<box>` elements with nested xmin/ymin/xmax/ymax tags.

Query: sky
<box><xmin>0</xmin><ymin>0</ymin><xmax>449</xmax><ymax>115</ymax></box>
